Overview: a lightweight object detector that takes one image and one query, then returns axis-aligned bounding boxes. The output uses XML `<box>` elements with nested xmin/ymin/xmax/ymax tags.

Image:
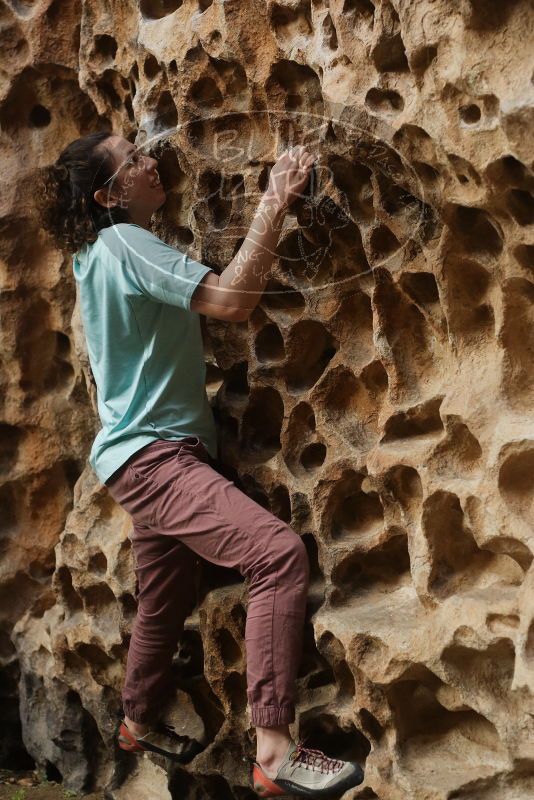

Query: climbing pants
<box><xmin>104</xmin><ymin>436</ymin><xmax>310</xmax><ymax>727</ymax></box>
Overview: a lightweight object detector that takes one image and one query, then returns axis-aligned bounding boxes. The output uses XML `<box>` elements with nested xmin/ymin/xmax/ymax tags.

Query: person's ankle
<box><xmin>124</xmin><ymin>716</ymin><xmax>150</xmax><ymax>737</ymax></box>
<box><xmin>256</xmin><ymin>751</ymin><xmax>288</xmax><ymax>780</ymax></box>
<box><xmin>256</xmin><ymin>731</ymin><xmax>293</xmax><ymax>779</ymax></box>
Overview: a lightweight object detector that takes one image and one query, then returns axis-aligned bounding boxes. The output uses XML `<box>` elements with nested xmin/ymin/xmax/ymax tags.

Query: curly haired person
<box><xmin>40</xmin><ymin>130</ymin><xmax>364</xmax><ymax>798</ymax></box>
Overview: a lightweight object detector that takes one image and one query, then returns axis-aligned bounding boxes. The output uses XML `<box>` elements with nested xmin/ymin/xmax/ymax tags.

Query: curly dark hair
<box><xmin>38</xmin><ymin>131</ymin><xmax>132</xmax><ymax>255</ymax></box>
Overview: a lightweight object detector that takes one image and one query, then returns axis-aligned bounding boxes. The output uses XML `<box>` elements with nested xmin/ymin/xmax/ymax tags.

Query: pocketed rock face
<box><xmin>1</xmin><ymin>0</ymin><xmax>534</xmax><ymax>798</ymax></box>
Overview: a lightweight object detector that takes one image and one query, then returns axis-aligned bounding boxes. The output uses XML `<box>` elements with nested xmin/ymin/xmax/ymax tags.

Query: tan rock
<box><xmin>1</xmin><ymin>0</ymin><xmax>534</xmax><ymax>798</ymax></box>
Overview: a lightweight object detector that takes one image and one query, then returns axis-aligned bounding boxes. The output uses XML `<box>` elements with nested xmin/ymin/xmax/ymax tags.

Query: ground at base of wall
<box><xmin>0</xmin><ymin>770</ymin><xmax>104</xmax><ymax>800</ymax></box>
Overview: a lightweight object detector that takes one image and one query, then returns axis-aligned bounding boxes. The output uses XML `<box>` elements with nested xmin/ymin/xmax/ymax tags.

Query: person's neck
<box><xmin>128</xmin><ymin>209</ymin><xmax>152</xmax><ymax>229</ymax></box>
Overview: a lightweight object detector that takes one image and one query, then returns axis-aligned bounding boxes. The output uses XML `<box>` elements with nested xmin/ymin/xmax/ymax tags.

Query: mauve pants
<box><xmin>104</xmin><ymin>436</ymin><xmax>310</xmax><ymax>727</ymax></box>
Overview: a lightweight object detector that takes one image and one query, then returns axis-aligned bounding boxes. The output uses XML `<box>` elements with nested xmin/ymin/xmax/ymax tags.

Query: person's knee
<box><xmin>275</xmin><ymin>528</ymin><xmax>310</xmax><ymax>586</ymax></box>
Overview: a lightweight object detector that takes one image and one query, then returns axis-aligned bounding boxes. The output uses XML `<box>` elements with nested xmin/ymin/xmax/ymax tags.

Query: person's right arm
<box><xmin>190</xmin><ymin>145</ymin><xmax>316</xmax><ymax>322</ymax></box>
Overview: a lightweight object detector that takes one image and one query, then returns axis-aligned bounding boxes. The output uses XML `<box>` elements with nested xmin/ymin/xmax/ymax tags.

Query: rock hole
<box><xmin>442</xmin><ymin>255</ymin><xmax>492</xmax><ymax>339</ymax></box>
<box><xmin>254</xmin><ymin>323</ymin><xmax>285</xmax><ymax>363</ymax></box>
<box><xmin>526</xmin><ymin>620</ymin><xmax>534</xmax><ymax>661</ymax></box>
<box><xmin>507</xmin><ymin>189</ymin><xmax>534</xmax><ymax>226</ymax></box>
<box><xmin>443</xmin><ymin>204</ymin><xmax>503</xmax><ymax>259</ymax></box>
<box><xmin>410</xmin><ymin>44</ymin><xmax>438</xmax><ymax>75</ymax></box>
<box><xmin>270</xmin><ymin>2</ymin><xmax>313</xmax><ymax>47</ymax></box>
<box><xmin>372</xmin><ymin>33</ymin><xmax>408</xmax><ymax>73</ymax></box>
<box><xmin>318</xmin><ymin>363</ymin><xmax>387</xmax><ymax>449</ymax></box>
<box><xmin>124</xmin><ymin>94</ymin><xmax>135</xmax><ymax>122</ymax></box>
<box><xmin>262</xmin><ymin>279</ymin><xmax>305</xmax><ymax>318</ymax></box>
<box><xmin>359</xmin><ymin>708</ymin><xmax>384</xmax><ymax>742</ymax></box>
<box><xmin>154</xmin><ymin>90</ymin><xmax>178</xmax><ymax>131</ymax></box>
<box><xmin>154</xmin><ymin>146</ymin><xmax>186</xmax><ymax>192</ymax></box>
<box><xmin>365</xmin><ymin>87</ymin><xmax>404</xmax><ymax>113</ymax></box>
<box><xmin>329</xmin><ymin>157</ymin><xmax>374</xmax><ymax>222</ymax></box>
<box><xmin>342</xmin><ymin>0</ymin><xmax>375</xmax><ymax>25</ymax></box>
<box><xmin>384</xmin><ymin>464</ymin><xmax>423</xmax><ymax>512</ymax></box>
<box><xmin>299</xmin><ymin>714</ymin><xmax>370</xmax><ymax>764</ymax></box>
<box><xmin>188</xmin><ymin>76</ymin><xmax>223</xmax><ymax>109</ymax></box>
<box><xmin>215</xmin><ymin>628</ymin><xmax>241</xmax><ymax>668</ymax></box>
<box><xmin>224</xmin><ymin>361</ymin><xmax>249</xmax><ymax>398</ymax></box>
<box><xmin>302</xmin><ymin>533</ymin><xmax>324</xmax><ymax>588</ymax></box>
<box><xmin>500</xmin><ymin>279</ymin><xmax>534</xmax><ymax>408</ymax></box>
<box><xmin>369</xmin><ymin>224</ymin><xmax>400</xmax><ymax>263</ymax></box>
<box><xmin>498</xmin><ymin>445</ymin><xmax>534</xmax><ymax>521</ymax></box>
<box><xmin>422</xmin><ymin>491</ymin><xmax>490</xmax><ymax>598</ymax></box>
<box><xmin>88</xmin><ymin>551</ymin><xmax>107</xmax><ymax>575</ymax></box>
<box><xmin>0</xmin><ymin>425</ymin><xmax>23</xmax><ymax>475</ymax></box>
<box><xmin>332</xmin><ymin>529</ymin><xmax>410</xmax><ymax>599</ymax></box>
<box><xmin>143</xmin><ymin>54</ymin><xmax>160</xmax><ymax>79</ymax></box>
<box><xmin>120</xmin><ymin>592</ymin><xmax>137</xmax><ymax>618</ymax></box>
<box><xmin>29</xmin><ymin>104</ymin><xmax>51</xmax><ymax>127</ymax></box>
<box><xmin>54</xmin><ymin>566</ymin><xmax>83</xmax><ymax>612</ymax></box>
<box><xmin>321</xmin><ymin>13</ymin><xmax>338</xmax><ymax>50</ymax></box>
<box><xmin>300</xmin><ymin>442</ymin><xmax>326</xmax><ymax>472</ymax></box>
<box><xmin>330</xmin><ymin>471</ymin><xmax>384</xmax><ymax>540</ymax></box>
<box><xmin>413</xmin><ymin>161</ymin><xmax>440</xmax><ymax>183</ymax></box>
<box><xmin>464</xmin><ymin>0</ymin><xmax>522</xmax><ymax>31</ymax></box>
<box><xmin>382</xmin><ymin>397</ymin><xmax>444</xmax><ymax>443</ymax></box>
<box><xmin>298</xmin><ymin>621</ymin><xmax>335</xmax><ymax>686</ymax></box>
<box><xmin>96</xmin><ymin>74</ymin><xmax>121</xmax><ymax>110</ymax></box>
<box><xmin>447</xmin><ymin>153</ymin><xmax>481</xmax><ymax>185</ymax></box>
<box><xmin>140</xmin><ymin>0</ymin><xmax>183</xmax><ymax>21</ymax></box>
<box><xmin>459</xmin><ymin>103</ymin><xmax>481</xmax><ymax>124</ymax></box>
<box><xmin>387</xmin><ymin>672</ymin><xmax>502</xmax><ymax>752</ymax></box>
<box><xmin>442</xmin><ymin>638</ymin><xmax>515</xmax><ymax>696</ymax></box>
<box><xmin>400</xmin><ymin>271</ymin><xmax>440</xmax><ymax>308</ymax></box>
<box><xmin>80</xmin><ymin>582</ymin><xmax>117</xmax><ymax>613</ymax></box>
<box><xmin>514</xmin><ymin>244</ymin><xmax>534</xmax><ymax>271</ymax></box>
<box><xmin>224</xmin><ymin>672</ymin><xmax>247</xmax><ymax>713</ymax></box>
<box><xmin>175</xmin><ymin>629</ymin><xmax>205</xmax><ymax>679</ymax></box>
<box><xmin>45</xmin><ymin>761</ymin><xmax>62</xmax><ymax>783</ymax></box>
<box><xmin>486</xmin><ymin>613</ymin><xmax>519</xmax><ymax>635</ymax></box>
<box><xmin>283</xmin><ymin>320</ymin><xmax>337</xmax><ymax>394</ymax></box>
<box><xmin>485</xmin><ymin>153</ymin><xmax>528</xmax><ymax>186</ymax></box>
<box><xmin>271</xmin><ymin>484</ymin><xmax>291</xmax><ymax>523</ymax></box>
<box><xmin>240</xmin><ymin>387</ymin><xmax>284</xmax><ymax>462</ymax></box>
<box><xmin>94</xmin><ymin>34</ymin><xmax>117</xmax><ymax>62</ymax></box>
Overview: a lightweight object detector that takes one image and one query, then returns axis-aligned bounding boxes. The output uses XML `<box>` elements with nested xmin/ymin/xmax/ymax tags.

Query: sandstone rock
<box><xmin>1</xmin><ymin>0</ymin><xmax>534</xmax><ymax>798</ymax></box>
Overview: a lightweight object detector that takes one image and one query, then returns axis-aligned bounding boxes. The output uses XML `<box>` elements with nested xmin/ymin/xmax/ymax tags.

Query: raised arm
<box><xmin>190</xmin><ymin>145</ymin><xmax>316</xmax><ymax>322</ymax></box>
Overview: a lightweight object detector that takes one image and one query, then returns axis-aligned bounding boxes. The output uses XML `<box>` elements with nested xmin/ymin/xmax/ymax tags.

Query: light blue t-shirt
<box><xmin>72</xmin><ymin>222</ymin><xmax>218</xmax><ymax>485</ymax></box>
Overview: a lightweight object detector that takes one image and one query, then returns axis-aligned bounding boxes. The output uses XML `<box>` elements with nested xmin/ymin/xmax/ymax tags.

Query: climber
<box><xmin>39</xmin><ymin>130</ymin><xmax>364</xmax><ymax>798</ymax></box>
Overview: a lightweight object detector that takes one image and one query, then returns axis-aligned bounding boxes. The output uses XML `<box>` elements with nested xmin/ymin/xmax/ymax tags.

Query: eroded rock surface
<box><xmin>1</xmin><ymin>0</ymin><xmax>534</xmax><ymax>798</ymax></box>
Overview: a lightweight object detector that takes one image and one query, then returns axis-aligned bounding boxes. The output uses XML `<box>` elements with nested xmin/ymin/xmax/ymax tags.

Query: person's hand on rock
<box><xmin>265</xmin><ymin>145</ymin><xmax>317</xmax><ymax>210</ymax></box>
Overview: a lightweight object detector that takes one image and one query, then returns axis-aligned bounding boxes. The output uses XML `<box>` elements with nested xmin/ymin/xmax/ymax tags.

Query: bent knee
<box><xmin>274</xmin><ymin>528</ymin><xmax>310</xmax><ymax>583</ymax></box>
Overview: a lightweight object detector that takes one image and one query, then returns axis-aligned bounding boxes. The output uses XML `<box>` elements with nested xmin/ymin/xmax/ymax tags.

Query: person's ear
<box><xmin>93</xmin><ymin>188</ymin><xmax>120</xmax><ymax>208</ymax></box>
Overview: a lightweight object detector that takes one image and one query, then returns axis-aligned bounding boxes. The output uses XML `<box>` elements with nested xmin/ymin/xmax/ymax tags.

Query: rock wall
<box><xmin>1</xmin><ymin>0</ymin><xmax>534</xmax><ymax>797</ymax></box>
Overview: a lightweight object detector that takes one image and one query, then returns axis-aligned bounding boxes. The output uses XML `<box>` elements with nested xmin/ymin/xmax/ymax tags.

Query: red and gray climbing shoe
<box><xmin>118</xmin><ymin>720</ymin><xmax>202</xmax><ymax>763</ymax></box>
<box><xmin>251</xmin><ymin>740</ymin><xmax>364</xmax><ymax>798</ymax></box>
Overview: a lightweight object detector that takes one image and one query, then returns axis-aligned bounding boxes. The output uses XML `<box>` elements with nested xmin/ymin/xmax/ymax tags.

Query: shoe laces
<box><xmin>290</xmin><ymin>739</ymin><xmax>345</xmax><ymax>774</ymax></box>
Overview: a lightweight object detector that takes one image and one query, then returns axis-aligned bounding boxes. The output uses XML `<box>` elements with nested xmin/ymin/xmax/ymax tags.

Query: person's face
<box><xmin>93</xmin><ymin>134</ymin><xmax>166</xmax><ymax>224</ymax></box>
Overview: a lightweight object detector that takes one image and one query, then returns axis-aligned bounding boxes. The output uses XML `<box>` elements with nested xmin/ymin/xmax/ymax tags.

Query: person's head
<box><xmin>39</xmin><ymin>132</ymin><xmax>166</xmax><ymax>254</ymax></box>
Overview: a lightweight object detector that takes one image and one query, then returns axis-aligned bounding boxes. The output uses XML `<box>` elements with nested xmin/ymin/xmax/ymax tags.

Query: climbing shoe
<box><xmin>117</xmin><ymin>719</ymin><xmax>202</xmax><ymax>763</ymax></box>
<box><xmin>251</xmin><ymin>739</ymin><xmax>364</xmax><ymax>797</ymax></box>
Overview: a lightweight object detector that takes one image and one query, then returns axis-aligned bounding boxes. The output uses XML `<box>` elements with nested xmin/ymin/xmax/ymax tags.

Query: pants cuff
<box><xmin>251</xmin><ymin>705</ymin><xmax>295</xmax><ymax>727</ymax></box>
<box><xmin>122</xmin><ymin>703</ymin><xmax>162</xmax><ymax>725</ymax></box>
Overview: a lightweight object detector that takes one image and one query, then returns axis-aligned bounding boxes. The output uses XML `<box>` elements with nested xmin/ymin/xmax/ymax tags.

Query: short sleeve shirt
<box><xmin>72</xmin><ymin>222</ymin><xmax>218</xmax><ymax>485</ymax></box>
